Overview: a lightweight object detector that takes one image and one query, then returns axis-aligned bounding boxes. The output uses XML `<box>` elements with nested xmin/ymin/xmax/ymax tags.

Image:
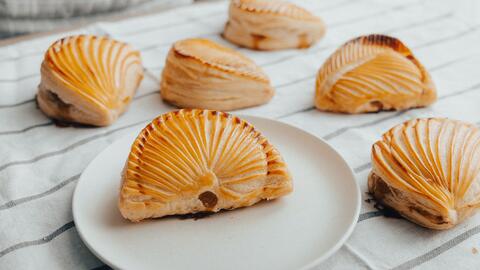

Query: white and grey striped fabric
<box><xmin>1</xmin><ymin>0</ymin><xmax>480</xmax><ymax>269</ymax></box>
<box><xmin>0</xmin><ymin>0</ymin><xmax>193</xmax><ymax>37</ymax></box>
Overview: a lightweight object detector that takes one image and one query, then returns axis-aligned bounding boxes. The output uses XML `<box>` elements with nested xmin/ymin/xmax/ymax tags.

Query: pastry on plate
<box><xmin>119</xmin><ymin>109</ymin><xmax>293</xmax><ymax>222</ymax></box>
<box><xmin>37</xmin><ymin>35</ymin><xmax>144</xmax><ymax>126</ymax></box>
<box><xmin>223</xmin><ymin>0</ymin><xmax>326</xmax><ymax>50</ymax></box>
<box><xmin>315</xmin><ymin>34</ymin><xmax>436</xmax><ymax>114</ymax></box>
<box><xmin>160</xmin><ymin>38</ymin><xmax>274</xmax><ymax>111</ymax></box>
<box><xmin>369</xmin><ymin>118</ymin><xmax>480</xmax><ymax>229</ymax></box>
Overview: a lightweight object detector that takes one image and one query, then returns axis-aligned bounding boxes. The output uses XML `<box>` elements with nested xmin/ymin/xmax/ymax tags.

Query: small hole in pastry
<box><xmin>122</xmin><ymin>97</ymin><xmax>131</xmax><ymax>104</ymax></box>
<box><xmin>250</xmin><ymin>33</ymin><xmax>267</xmax><ymax>49</ymax></box>
<box><xmin>198</xmin><ymin>191</ymin><xmax>218</xmax><ymax>208</ymax></box>
<box><xmin>369</xmin><ymin>100</ymin><xmax>384</xmax><ymax>111</ymax></box>
<box><xmin>297</xmin><ymin>33</ymin><xmax>309</xmax><ymax>49</ymax></box>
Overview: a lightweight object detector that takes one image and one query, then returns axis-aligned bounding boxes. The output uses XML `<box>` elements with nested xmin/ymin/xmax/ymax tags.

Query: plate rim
<box><xmin>72</xmin><ymin>114</ymin><xmax>361</xmax><ymax>270</ymax></box>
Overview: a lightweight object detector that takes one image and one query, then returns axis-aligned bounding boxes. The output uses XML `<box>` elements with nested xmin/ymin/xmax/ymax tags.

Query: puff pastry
<box><xmin>369</xmin><ymin>118</ymin><xmax>480</xmax><ymax>229</ymax></box>
<box><xmin>119</xmin><ymin>109</ymin><xmax>293</xmax><ymax>222</ymax></box>
<box><xmin>37</xmin><ymin>35</ymin><xmax>144</xmax><ymax>126</ymax></box>
<box><xmin>223</xmin><ymin>0</ymin><xmax>326</xmax><ymax>50</ymax></box>
<box><xmin>315</xmin><ymin>34</ymin><xmax>436</xmax><ymax>114</ymax></box>
<box><xmin>160</xmin><ymin>38</ymin><xmax>274</xmax><ymax>111</ymax></box>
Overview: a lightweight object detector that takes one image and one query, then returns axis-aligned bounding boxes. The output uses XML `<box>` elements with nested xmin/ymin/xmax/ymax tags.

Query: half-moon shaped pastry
<box><xmin>37</xmin><ymin>35</ymin><xmax>144</xmax><ymax>126</ymax></box>
<box><xmin>160</xmin><ymin>38</ymin><xmax>274</xmax><ymax>111</ymax></box>
<box><xmin>369</xmin><ymin>118</ymin><xmax>480</xmax><ymax>229</ymax></box>
<box><xmin>119</xmin><ymin>109</ymin><xmax>293</xmax><ymax>222</ymax></box>
<box><xmin>315</xmin><ymin>35</ymin><xmax>436</xmax><ymax>114</ymax></box>
<box><xmin>223</xmin><ymin>0</ymin><xmax>326</xmax><ymax>50</ymax></box>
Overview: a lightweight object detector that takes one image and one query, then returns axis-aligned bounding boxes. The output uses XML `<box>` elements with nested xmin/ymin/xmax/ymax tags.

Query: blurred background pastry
<box><xmin>160</xmin><ymin>38</ymin><xmax>274</xmax><ymax>111</ymax></box>
<box><xmin>223</xmin><ymin>0</ymin><xmax>326</xmax><ymax>50</ymax></box>
<box><xmin>315</xmin><ymin>34</ymin><xmax>436</xmax><ymax>114</ymax></box>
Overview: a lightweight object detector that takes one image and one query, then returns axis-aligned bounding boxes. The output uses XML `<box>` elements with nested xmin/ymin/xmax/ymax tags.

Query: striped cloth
<box><xmin>1</xmin><ymin>0</ymin><xmax>480</xmax><ymax>269</ymax></box>
<box><xmin>0</xmin><ymin>0</ymin><xmax>193</xmax><ymax>37</ymax></box>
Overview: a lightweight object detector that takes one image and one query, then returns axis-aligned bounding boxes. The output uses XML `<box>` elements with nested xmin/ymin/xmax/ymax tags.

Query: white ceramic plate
<box><xmin>73</xmin><ymin>115</ymin><xmax>360</xmax><ymax>270</ymax></box>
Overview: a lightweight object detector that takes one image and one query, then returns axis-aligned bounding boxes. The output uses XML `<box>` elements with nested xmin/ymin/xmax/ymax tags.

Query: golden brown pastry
<box><xmin>223</xmin><ymin>0</ymin><xmax>326</xmax><ymax>50</ymax></box>
<box><xmin>315</xmin><ymin>34</ymin><xmax>436</xmax><ymax>114</ymax></box>
<box><xmin>119</xmin><ymin>109</ymin><xmax>293</xmax><ymax>222</ymax></box>
<box><xmin>160</xmin><ymin>38</ymin><xmax>274</xmax><ymax>111</ymax></box>
<box><xmin>369</xmin><ymin>118</ymin><xmax>480</xmax><ymax>229</ymax></box>
<box><xmin>37</xmin><ymin>35</ymin><xmax>144</xmax><ymax>126</ymax></box>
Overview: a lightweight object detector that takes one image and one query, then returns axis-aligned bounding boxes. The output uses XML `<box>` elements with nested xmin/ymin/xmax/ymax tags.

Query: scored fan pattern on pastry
<box><xmin>370</xmin><ymin>118</ymin><xmax>480</xmax><ymax>229</ymax></box>
<box><xmin>119</xmin><ymin>109</ymin><xmax>292</xmax><ymax>222</ymax></box>
<box><xmin>315</xmin><ymin>34</ymin><xmax>436</xmax><ymax>113</ymax></box>
<box><xmin>223</xmin><ymin>0</ymin><xmax>326</xmax><ymax>50</ymax></box>
<box><xmin>38</xmin><ymin>35</ymin><xmax>143</xmax><ymax>126</ymax></box>
<box><xmin>173</xmin><ymin>38</ymin><xmax>269</xmax><ymax>82</ymax></box>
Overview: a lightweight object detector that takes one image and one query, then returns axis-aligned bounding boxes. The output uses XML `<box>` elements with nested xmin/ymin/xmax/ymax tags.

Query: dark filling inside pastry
<box><xmin>45</xmin><ymin>89</ymin><xmax>72</xmax><ymax>116</ymax></box>
<box><xmin>250</xmin><ymin>33</ymin><xmax>267</xmax><ymax>49</ymax></box>
<box><xmin>41</xmin><ymin>89</ymin><xmax>84</xmax><ymax>127</ymax></box>
<box><xmin>370</xmin><ymin>172</ymin><xmax>448</xmax><ymax>225</ymax></box>
<box><xmin>369</xmin><ymin>100</ymin><xmax>384</xmax><ymax>111</ymax></box>
<box><xmin>297</xmin><ymin>33</ymin><xmax>309</xmax><ymax>49</ymax></box>
<box><xmin>198</xmin><ymin>191</ymin><xmax>218</xmax><ymax>209</ymax></box>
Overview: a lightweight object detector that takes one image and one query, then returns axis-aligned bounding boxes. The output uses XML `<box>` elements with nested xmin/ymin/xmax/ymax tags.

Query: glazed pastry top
<box><xmin>231</xmin><ymin>0</ymin><xmax>320</xmax><ymax>21</ymax></box>
<box><xmin>372</xmin><ymin>118</ymin><xmax>480</xmax><ymax>212</ymax></box>
<box><xmin>119</xmin><ymin>109</ymin><xmax>292</xmax><ymax>221</ymax></box>
<box><xmin>43</xmin><ymin>35</ymin><xmax>143</xmax><ymax>110</ymax></box>
<box><xmin>315</xmin><ymin>34</ymin><xmax>436</xmax><ymax>113</ymax></box>
<box><xmin>172</xmin><ymin>38</ymin><xmax>269</xmax><ymax>82</ymax></box>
